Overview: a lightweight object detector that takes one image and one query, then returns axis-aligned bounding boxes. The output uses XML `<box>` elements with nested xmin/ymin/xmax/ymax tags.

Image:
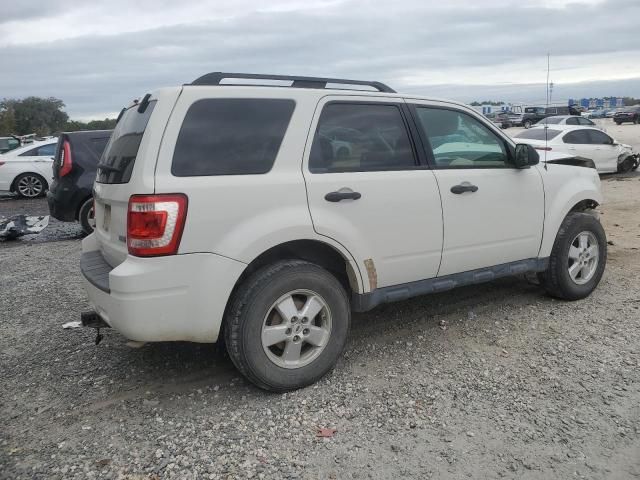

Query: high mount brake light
<box><xmin>127</xmin><ymin>194</ymin><xmax>188</xmax><ymax>257</ymax></box>
<box><xmin>59</xmin><ymin>140</ymin><xmax>73</xmax><ymax>177</ymax></box>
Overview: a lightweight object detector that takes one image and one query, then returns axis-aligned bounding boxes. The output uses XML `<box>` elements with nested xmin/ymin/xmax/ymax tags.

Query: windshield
<box><xmin>96</xmin><ymin>101</ymin><xmax>156</xmax><ymax>184</ymax></box>
<box><xmin>515</xmin><ymin>128</ymin><xmax>562</xmax><ymax>140</ymax></box>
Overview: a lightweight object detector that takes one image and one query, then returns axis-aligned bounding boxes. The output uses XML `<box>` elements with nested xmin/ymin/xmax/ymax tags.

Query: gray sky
<box><xmin>2</xmin><ymin>0</ymin><xmax>639</xmax><ymax>119</ymax></box>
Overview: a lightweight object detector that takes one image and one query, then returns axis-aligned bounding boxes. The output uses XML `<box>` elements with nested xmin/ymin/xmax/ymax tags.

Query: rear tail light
<box><xmin>127</xmin><ymin>194</ymin><xmax>188</xmax><ymax>257</ymax></box>
<box><xmin>534</xmin><ymin>146</ymin><xmax>552</xmax><ymax>151</ymax></box>
<box><xmin>0</xmin><ymin>162</ymin><xmax>5</xmax><ymax>166</ymax></box>
<box><xmin>59</xmin><ymin>140</ymin><xmax>72</xmax><ymax>177</ymax></box>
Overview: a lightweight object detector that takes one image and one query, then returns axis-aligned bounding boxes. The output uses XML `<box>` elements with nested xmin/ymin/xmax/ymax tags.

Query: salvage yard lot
<box><xmin>1</xmin><ymin>119</ymin><xmax>640</xmax><ymax>479</ymax></box>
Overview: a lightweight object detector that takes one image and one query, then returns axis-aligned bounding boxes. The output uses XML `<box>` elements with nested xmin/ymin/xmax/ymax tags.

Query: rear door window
<box><xmin>172</xmin><ymin>98</ymin><xmax>295</xmax><ymax>176</ymax></box>
<box><xmin>97</xmin><ymin>102</ymin><xmax>156</xmax><ymax>184</ymax></box>
<box><xmin>309</xmin><ymin>103</ymin><xmax>416</xmax><ymax>173</ymax></box>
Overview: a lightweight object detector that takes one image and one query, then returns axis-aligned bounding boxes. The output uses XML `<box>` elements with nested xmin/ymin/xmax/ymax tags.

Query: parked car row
<box><xmin>0</xmin><ymin>130</ymin><xmax>111</xmax><ymax>235</ymax></box>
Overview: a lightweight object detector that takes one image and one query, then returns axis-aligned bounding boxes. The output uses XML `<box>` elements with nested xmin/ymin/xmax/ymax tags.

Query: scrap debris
<box><xmin>0</xmin><ymin>215</ymin><xmax>49</xmax><ymax>240</ymax></box>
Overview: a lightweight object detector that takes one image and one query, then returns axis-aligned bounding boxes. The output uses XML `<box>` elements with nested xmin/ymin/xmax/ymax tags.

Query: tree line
<box><xmin>0</xmin><ymin>97</ymin><xmax>117</xmax><ymax>137</ymax></box>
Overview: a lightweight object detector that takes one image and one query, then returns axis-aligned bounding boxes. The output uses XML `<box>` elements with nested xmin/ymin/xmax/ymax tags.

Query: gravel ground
<box><xmin>1</xmin><ymin>136</ymin><xmax>640</xmax><ymax>479</ymax></box>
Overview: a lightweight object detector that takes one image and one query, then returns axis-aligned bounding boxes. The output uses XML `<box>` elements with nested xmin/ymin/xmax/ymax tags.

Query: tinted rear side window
<box><xmin>172</xmin><ymin>98</ymin><xmax>295</xmax><ymax>176</ymax></box>
<box><xmin>515</xmin><ymin>129</ymin><xmax>562</xmax><ymax>140</ymax></box>
<box><xmin>309</xmin><ymin>103</ymin><xmax>416</xmax><ymax>173</ymax></box>
<box><xmin>97</xmin><ymin>102</ymin><xmax>155</xmax><ymax>184</ymax></box>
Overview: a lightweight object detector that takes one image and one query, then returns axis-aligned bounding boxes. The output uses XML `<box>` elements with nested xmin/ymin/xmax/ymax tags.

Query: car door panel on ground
<box><xmin>302</xmin><ymin>98</ymin><xmax>443</xmax><ymax>289</ymax></box>
<box><xmin>408</xmin><ymin>102</ymin><xmax>545</xmax><ymax>276</ymax></box>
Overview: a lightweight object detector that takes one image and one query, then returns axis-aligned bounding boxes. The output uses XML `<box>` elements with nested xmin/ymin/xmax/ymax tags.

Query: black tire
<box><xmin>617</xmin><ymin>156</ymin><xmax>635</xmax><ymax>174</ymax></box>
<box><xmin>523</xmin><ymin>120</ymin><xmax>533</xmax><ymax>129</ymax></box>
<box><xmin>615</xmin><ymin>121</ymin><xmax>621</xmax><ymax>125</ymax></box>
<box><xmin>78</xmin><ymin>197</ymin><xmax>95</xmax><ymax>235</ymax></box>
<box><xmin>14</xmin><ymin>173</ymin><xmax>47</xmax><ymax>198</ymax></box>
<box><xmin>634</xmin><ymin>117</ymin><xmax>638</xmax><ymax>125</ymax></box>
<box><xmin>538</xmin><ymin>212</ymin><xmax>607</xmax><ymax>300</ymax></box>
<box><xmin>224</xmin><ymin>260</ymin><xmax>350</xmax><ymax>392</ymax></box>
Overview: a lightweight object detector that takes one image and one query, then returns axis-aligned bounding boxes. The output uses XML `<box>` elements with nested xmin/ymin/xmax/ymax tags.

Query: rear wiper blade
<box><xmin>97</xmin><ymin>163</ymin><xmax>123</xmax><ymax>173</ymax></box>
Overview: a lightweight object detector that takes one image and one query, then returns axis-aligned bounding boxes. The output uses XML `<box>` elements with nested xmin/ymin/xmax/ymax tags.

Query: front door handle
<box><xmin>450</xmin><ymin>184</ymin><xmax>478</xmax><ymax>194</ymax></box>
<box><xmin>325</xmin><ymin>188</ymin><xmax>362</xmax><ymax>202</ymax></box>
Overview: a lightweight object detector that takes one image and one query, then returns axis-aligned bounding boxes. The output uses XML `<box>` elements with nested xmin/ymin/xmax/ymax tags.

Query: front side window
<box><xmin>309</xmin><ymin>103</ymin><xmax>416</xmax><ymax>173</ymax></box>
<box><xmin>562</xmin><ymin>130</ymin><xmax>590</xmax><ymax>144</ymax></box>
<box><xmin>415</xmin><ymin>107</ymin><xmax>510</xmax><ymax>168</ymax></box>
<box><xmin>172</xmin><ymin>98</ymin><xmax>295</xmax><ymax>176</ymax></box>
<box><xmin>577</xmin><ymin>117</ymin><xmax>594</xmax><ymax>126</ymax></box>
<box><xmin>587</xmin><ymin>130</ymin><xmax>613</xmax><ymax>145</ymax></box>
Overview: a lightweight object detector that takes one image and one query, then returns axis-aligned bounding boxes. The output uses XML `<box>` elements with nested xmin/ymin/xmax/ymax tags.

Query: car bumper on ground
<box><xmin>80</xmin><ymin>234</ymin><xmax>246</xmax><ymax>343</ymax></box>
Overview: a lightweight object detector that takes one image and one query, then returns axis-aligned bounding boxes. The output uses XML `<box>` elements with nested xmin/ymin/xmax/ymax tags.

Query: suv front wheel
<box><xmin>538</xmin><ymin>212</ymin><xmax>607</xmax><ymax>300</ymax></box>
<box><xmin>224</xmin><ymin>260</ymin><xmax>350</xmax><ymax>392</ymax></box>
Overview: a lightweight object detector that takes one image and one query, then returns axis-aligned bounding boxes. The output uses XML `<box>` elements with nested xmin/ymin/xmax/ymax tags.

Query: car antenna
<box><xmin>543</xmin><ymin>52</ymin><xmax>551</xmax><ymax>170</ymax></box>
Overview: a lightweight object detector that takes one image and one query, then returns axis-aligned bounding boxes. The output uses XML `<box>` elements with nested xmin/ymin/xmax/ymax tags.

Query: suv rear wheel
<box><xmin>224</xmin><ymin>260</ymin><xmax>350</xmax><ymax>391</ymax></box>
<box><xmin>523</xmin><ymin>119</ymin><xmax>533</xmax><ymax>129</ymax></box>
<box><xmin>538</xmin><ymin>212</ymin><xmax>606</xmax><ymax>300</ymax></box>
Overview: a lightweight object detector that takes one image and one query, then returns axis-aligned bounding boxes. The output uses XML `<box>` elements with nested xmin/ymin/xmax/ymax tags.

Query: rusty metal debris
<box><xmin>0</xmin><ymin>215</ymin><xmax>49</xmax><ymax>240</ymax></box>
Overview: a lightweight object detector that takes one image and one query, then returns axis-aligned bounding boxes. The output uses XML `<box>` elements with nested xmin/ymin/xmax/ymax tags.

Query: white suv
<box><xmin>81</xmin><ymin>73</ymin><xmax>606</xmax><ymax>391</ymax></box>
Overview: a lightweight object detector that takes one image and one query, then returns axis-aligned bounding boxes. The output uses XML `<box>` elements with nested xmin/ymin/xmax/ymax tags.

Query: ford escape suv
<box><xmin>81</xmin><ymin>72</ymin><xmax>606</xmax><ymax>392</ymax></box>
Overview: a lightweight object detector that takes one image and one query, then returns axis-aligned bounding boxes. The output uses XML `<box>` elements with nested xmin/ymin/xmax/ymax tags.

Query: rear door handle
<box><xmin>325</xmin><ymin>188</ymin><xmax>362</xmax><ymax>202</ymax></box>
<box><xmin>450</xmin><ymin>184</ymin><xmax>478</xmax><ymax>194</ymax></box>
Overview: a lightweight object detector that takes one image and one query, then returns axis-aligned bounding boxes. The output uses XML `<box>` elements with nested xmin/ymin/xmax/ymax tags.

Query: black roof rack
<box><xmin>190</xmin><ymin>72</ymin><xmax>396</xmax><ymax>93</ymax></box>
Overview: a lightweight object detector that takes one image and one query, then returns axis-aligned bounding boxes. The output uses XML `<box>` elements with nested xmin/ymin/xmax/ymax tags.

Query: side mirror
<box><xmin>514</xmin><ymin>143</ymin><xmax>539</xmax><ymax>168</ymax></box>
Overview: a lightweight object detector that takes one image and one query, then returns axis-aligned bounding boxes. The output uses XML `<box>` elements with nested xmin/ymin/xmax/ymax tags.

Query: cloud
<box><xmin>1</xmin><ymin>0</ymin><xmax>638</xmax><ymax>118</ymax></box>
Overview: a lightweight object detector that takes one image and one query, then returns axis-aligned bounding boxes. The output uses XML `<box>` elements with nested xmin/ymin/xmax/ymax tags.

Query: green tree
<box><xmin>0</xmin><ymin>104</ymin><xmax>16</xmax><ymax>136</ymax></box>
<box><xmin>1</xmin><ymin>97</ymin><xmax>69</xmax><ymax>136</ymax></box>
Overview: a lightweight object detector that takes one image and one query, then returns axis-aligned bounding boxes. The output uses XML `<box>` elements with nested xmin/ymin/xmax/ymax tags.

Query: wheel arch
<box><xmin>10</xmin><ymin>171</ymin><xmax>49</xmax><ymax>193</ymax></box>
<box><xmin>221</xmin><ymin>239</ymin><xmax>363</xmax><ymax>335</ymax></box>
<box><xmin>75</xmin><ymin>194</ymin><xmax>93</xmax><ymax>221</ymax></box>
<box><xmin>540</xmin><ymin>193</ymin><xmax>601</xmax><ymax>258</ymax></box>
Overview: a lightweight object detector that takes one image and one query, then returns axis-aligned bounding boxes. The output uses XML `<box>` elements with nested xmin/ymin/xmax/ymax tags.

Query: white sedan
<box><xmin>514</xmin><ymin>126</ymin><xmax>635</xmax><ymax>174</ymax></box>
<box><xmin>0</xmin><ymin>139</ymin><xmax>58</xmax><ymax>198</ymax></box>
<box><xmin>536</xmin><ymin>115</ymin><xmax>605</xmax><ymax>131</ymax></box>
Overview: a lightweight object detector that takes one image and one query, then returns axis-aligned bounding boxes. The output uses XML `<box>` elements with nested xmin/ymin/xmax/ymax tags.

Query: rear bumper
<box><xmin>80</xmin><ymin>234</ymin><xmax>246</xmax><ymax>343</ymax></box>
<box><xmin>47</xmin><ymin>180</ymin><xmax>89</xmax><ymax>222</ymax></box>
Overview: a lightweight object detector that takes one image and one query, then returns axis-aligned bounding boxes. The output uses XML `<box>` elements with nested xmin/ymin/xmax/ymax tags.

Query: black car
<box><xmin>613</xmin><ymin>106</ymin><xmax>640</xmax><ymax>125</ymax></box>
<box><xmin>47</xmin><ymin>130</ymin><xmax>112</xmax><ymax>234</ymax></box>
<box><xmin>521</xmin><ymin>105</ymin><xmax>581</xmax><ymax>128</ymax></box>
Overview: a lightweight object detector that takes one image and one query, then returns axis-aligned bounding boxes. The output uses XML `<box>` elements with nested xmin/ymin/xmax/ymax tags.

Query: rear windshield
<box><xmin>96</xmin><ymin>102</ymin><xmax>156</xmax><ymax>184</ymax></box>
<box><xmin>171</xmin><ymin>98</ymin><xmax>295</xmax><ymax>176</ymax></box>
<box><xmin>515</xmin><ymin>128</ymin><xmax>562</xmax><ymax>140</ymax></box>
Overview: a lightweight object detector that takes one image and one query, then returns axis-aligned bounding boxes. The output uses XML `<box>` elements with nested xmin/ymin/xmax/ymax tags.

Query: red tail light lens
<box><xmin>59</xmin><ymin>140</ymin><xmax>73</xmax><ymax>177</ymax></box>
<box><xmin>127</xmin><ymin>194</ymin><xmax>188</xmax><ymax>257</ymax></box>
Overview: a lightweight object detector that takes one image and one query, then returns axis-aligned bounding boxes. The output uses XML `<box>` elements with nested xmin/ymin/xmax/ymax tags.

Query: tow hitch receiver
<box><xmin>80</xmin><ymin>311</ymin><xmax>110</xmax><ymax>345</ymax></box>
